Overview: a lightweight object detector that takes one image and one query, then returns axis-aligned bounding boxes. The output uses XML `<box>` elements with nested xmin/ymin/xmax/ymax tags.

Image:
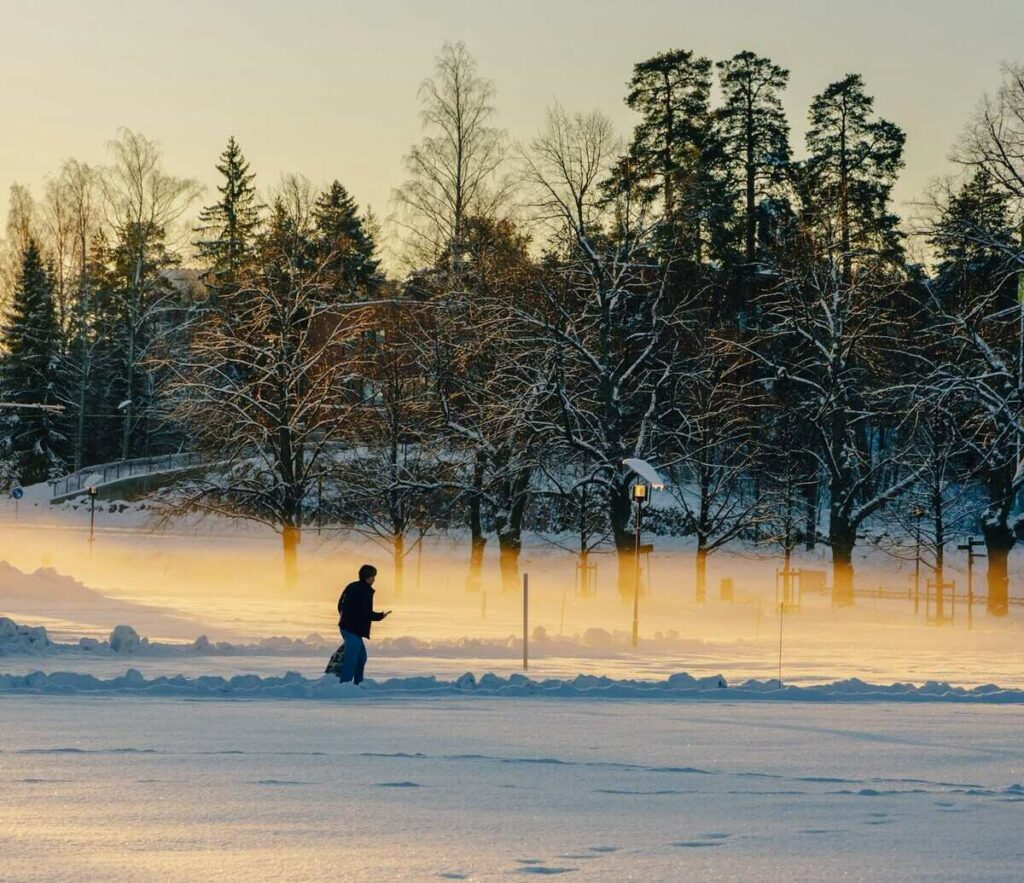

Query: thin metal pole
<box><xmin>967</xmin><ymin>550</ymin><xmax>973</xmax><ymax>630</ymax></box>
<box><xmin>778</xmin><ymin>602</ymin><xmax>784</xmax><ymax>689</ymax></box>
<box><xmin>523</xmin><ymin>573</ymin><xmax>529</xmax><ymax>671</ymax></box>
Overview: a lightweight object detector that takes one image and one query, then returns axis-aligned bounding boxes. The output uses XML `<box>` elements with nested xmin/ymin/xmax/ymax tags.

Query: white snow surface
<box><xmin>1</xmin><ymin>695</ymin><xmax>1020</xmax><ymax>881</ymax></box>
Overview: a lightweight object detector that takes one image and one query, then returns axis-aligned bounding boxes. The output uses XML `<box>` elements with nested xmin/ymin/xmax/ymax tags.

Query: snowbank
<box><xmin>0</xmin><ymin>614</ymin><xmax>741</xmax><ymax>660</ymax></box>
<box><xmin>0</xmin><ymin>617</ymin><xmax>52</xmax><ymax>653</ymax></box>
<box><xmin>0</xmin><ymin>620</ymin><xmax>154</xmax><ymax>657</ymax></box>
<box><xmin>1</xmin><ymin>667</ymin><xmax>1022</xmax><ymax>702</ymax></box>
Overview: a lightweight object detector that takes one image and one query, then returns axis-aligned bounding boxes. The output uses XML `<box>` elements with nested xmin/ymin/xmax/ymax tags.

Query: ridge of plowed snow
<box><xmin>1</xmin><ymin>668</ymin><xmax>1021</xmax><ymax>702</ymax></box>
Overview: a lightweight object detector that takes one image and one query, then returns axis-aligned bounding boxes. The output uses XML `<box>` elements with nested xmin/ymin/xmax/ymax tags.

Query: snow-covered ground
<box><xmin>1</xmin><ymin>694</ymin><xmax>1021</xmax><ymax>881</ymax></box>
<box><xmin>2</xmin><ymin>496</ymin><xmax>1023</xmax><ymax>879</ymax></box>
<box><xmin>2</xmin><ymin>492</ymin><xmax>1023</xmax><ymax>689</ymax></box>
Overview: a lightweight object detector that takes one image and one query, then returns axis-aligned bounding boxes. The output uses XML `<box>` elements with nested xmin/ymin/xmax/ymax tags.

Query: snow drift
<box><xmin>0</xmin><ymin>614</ymin><xmax>743</xmax><ymax>659</ymax></box>
<box><xmin>1</xmin><ymin>667</ymin><xmax>1023</xmax><ymax>702</ymax></box>
<box><xmin>0</xmin><ymin>617</ymin><xmax>53</xmax><ymax>653</ymax></box>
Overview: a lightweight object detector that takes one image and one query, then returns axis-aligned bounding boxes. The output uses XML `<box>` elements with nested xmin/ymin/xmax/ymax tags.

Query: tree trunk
<box><xmin>466</xmin><ymin>454</ymin><xmax>486</xmax><ymax>593</ymax></box>
<box><xmin>611</xmin><ymin>478</ymin><xmax>634</xmax><ymax>601</ymax></box>
<box><xmin>744</xmin><ymin>97</ymin><xmax>756</xmax><ymax>311</ymax></box>
<box><xmin>498</xmin><ymin>533</ymin><xmax>520</xmax><ymax>593</ymax></box>
<box><xmin>695</xmin><ymin>544</ymin><xmax>708</xmax><ymax>604</ymax></box>
<box><xmin>75</xmin><ymin>360</ymin><xmax>88</xmax><ymax>472</ymax></box>
<box><xmin>830</xmin><ymin>522</ymin><xmax>856</xmax><ymax>606</ymax></box>
<box><xmin>466</xmin><ymin>540</ymin><xmax>484</xmax><ymax>593</ymax></box>
<box><xmin>617</xmin><ymin>548</ymin><xmax>638</xmax><ymax>604</ymax></box>
<box><xmin>122</xmin><ymin>331</ymin><xmax>134</xmax><ymax>460</ymax></box>
<box><xmin>469</xmin><ymin>452</ymin><xmax>485</xmax><ymax>548</ymax></box>
<box><xmin>982</xmin><ymin>521</ymin><xmax>1012</xmax><ymax>617</ymax></box>
<box><xmin>282</xmin><ymin>524</ymin><xmax>300</xmax><ymax>588</ymax></box>
<box><xmin>803</xmin><ymin>474</ymin><xmax>818</xmax><ymax>551</ymax></box>
<box><xmin>393</xmin><ymin>533</ymin><xmax>405</xmax><ymax>597</ymax></box>
<box><xmin>933</xmin><ymin>474</ymin><xmax>945</xmax><ymax>589</ymax></box>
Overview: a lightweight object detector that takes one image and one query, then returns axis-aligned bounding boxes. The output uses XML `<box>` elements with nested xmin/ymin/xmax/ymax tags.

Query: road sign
<box><xmin>11</xmin><ymin>486</ymin><xmax>24</xmax><ymax>500</ymax></box>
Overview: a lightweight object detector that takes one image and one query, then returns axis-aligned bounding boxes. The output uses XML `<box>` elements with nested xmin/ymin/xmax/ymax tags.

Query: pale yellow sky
<box><xmin>1</xmin><ymin>0</ymin><xmax>1021</xmax><ymax>260</ymax></box>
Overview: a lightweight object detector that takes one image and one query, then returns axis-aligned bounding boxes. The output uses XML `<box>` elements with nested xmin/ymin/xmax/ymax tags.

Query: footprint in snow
<box><xmin>514</xmin><ymin>868</ymin><xmax>577</xmax><ymax>876</ymax></box>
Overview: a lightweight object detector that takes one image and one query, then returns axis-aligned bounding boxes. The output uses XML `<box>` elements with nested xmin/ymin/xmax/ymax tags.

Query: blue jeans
<box><xmin>338</xmin><ymin>630</ymin><xmax>368</xmax><ymax>684</ymax></box>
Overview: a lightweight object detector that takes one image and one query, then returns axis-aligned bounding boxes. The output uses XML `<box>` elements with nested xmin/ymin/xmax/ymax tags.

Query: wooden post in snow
<box><xmin>523</xmin><ymin>573</ymin><xmax>529</xmax><ymax>671</ymax></box>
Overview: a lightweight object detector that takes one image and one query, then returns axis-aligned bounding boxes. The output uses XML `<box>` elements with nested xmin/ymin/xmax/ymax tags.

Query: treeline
<box><xmin>2</xmin><ymin>43</ymin><xmax>1023</xmax><ymax>612</ymax></box>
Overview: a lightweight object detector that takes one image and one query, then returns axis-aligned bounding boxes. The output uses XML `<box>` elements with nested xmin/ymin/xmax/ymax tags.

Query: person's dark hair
<box><xmin>358</xmin><ymin>564</ymin><xmax>377</xmax><ymax>581</ymax></box>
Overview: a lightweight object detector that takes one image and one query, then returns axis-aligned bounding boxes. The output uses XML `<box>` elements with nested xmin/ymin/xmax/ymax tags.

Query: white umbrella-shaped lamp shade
<box><xmin>622</xmin><ymin>458</ymin><xmax>666</xmax><ymax>489</ymax></box>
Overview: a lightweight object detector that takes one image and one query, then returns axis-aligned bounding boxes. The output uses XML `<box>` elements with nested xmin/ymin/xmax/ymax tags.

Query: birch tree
<box><xmin>101</xmin><ymin>130</ymin><xmax>201</xmax><ymax>459</ymax></box>
<box><xmin>393</xmin><ymin>41</ymin><xmax>510</xmax><ymax>269</ymax></box>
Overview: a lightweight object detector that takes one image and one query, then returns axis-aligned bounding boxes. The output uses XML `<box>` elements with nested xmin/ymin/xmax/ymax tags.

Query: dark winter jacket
<box><xmin>338</xmin><ymin>580</ymin><xmax>386</xmax><ymax>639</ymax></box>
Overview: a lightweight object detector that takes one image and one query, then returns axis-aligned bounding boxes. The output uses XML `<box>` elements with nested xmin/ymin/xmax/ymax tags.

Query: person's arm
<box><xmin>370</xmin><ymin>607</ymin><xmax>390</xmax><ymax>621</ymax></box>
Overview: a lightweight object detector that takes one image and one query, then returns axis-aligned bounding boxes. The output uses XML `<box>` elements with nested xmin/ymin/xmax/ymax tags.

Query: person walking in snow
<box><xmin>336</xmin><ymin>564</ymin><xmax>391</xmax><ymax>684</ymax></box>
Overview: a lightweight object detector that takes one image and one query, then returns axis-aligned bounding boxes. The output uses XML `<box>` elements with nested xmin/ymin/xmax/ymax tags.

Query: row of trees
<box><xmin>2</xmin><ymin>44</ymin><xmax>1023</xmax><ymax>614</ymax></box>
<box><xmin>0</xmin><ymin>133</ymin><xmax>203</xmax><ymax>480</ymax></box>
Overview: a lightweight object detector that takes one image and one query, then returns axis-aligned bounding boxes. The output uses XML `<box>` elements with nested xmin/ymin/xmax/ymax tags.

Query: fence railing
<box><xmin>49</xmin><ymin>452</ymin><xmax>202</xmax><ymax>498</ymax></box>
<box><xmin>871</xmin><ymin>585</ymin><xmax>1024</xmax><ymax>607</ymax></box>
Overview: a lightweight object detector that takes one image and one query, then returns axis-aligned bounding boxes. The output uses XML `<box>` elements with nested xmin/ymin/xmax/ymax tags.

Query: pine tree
<box><xmin>312</xmin><ymin>181</ymin><xmax>380</xmax><ymax>299</ymax></box>
<box><xmin>0</xmin><ymin>240</ymin><xmax>67</xmax><ymax>484</ymax></box>
<box><xmin>615</xmin><ymin>49</ymin><xmax>727</xmax><ymax>263</ymax></box>
<box><xmin>716</xmin><ymin>51</ymin><xmax>791</xmax><ymax>278</ymax></box>
<box><xmin>804</xmin><ymin>74</ymin><xmax>905</xmax><ymax>284</ymax></box>
<box><xmin>195</xmin><ymin>136</ymin><xmax>261</xmax><ymax>282</ymax></box>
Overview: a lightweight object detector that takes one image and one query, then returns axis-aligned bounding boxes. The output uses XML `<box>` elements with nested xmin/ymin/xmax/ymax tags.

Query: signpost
<box><xmin>11</xmin><ymin>484</ymin><xmax>23</xmax><ymax>519</ymax></box>
<box><xmin>957</xmin><ymin>537</ymin><xmax>986</xmax><ymax>631</ymax></box>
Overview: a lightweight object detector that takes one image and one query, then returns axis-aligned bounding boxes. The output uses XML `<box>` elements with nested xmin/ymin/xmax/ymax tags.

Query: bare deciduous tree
<box><xmin>165</xmin><ymin>218</ymin><xmax>374</xmax><ymax>585</ymax></box>
<box><xmin>393</xmin><ymin>41</ymin><xmax>510</xmax><ymax>269</ymax></box>
<box><xmin>101</xmin><ymin>129</ymin><xmax>202</xmax><ymax>459</ymax></box>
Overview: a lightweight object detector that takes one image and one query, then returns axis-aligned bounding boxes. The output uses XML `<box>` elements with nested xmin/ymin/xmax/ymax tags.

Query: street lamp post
<box><xmin>631</xmin><ymin>482</ymin><xmax>648</xmax><ymax>648</ymax></box>
<box><xmin>88</xmin><ymin>486</ymin><xmax>97</xmax><ymax>544</ymax></box>
<box><xmin>622</xmin><ymin>458</ymin><xmax>667</xmax><ymax>650</ymax></box>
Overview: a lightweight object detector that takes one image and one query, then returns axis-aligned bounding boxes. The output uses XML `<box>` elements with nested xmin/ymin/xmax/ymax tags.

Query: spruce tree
<box><xmin>313</xmin><ymin>181</ymin><xmax>381</xmax><ymax>299</ymax></box>
<box><xmin>195</xmin><ymin>136</ymin><xmax>261</xmax><ymax>282</ymax></box>
<box><xmin>804</xmin><ymin>74</ymin><xmax>905</xmax><ymax>283</ymax></box>
<box><xmin>931</xmin><ymin>170</ymin><xmax>1017</xmax><ymax>312</ymax></box>
<box><xmin>0</xmin><ymin>240</ymin><xmax>67</xmax><ymax>484</ymax></box>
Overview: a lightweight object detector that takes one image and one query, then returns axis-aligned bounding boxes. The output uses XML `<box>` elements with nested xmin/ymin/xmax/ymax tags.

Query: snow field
<box><xmin>0</xmin><ymin>696</ymin><xmax>1020</xmax><ymax>881</ymax></box>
